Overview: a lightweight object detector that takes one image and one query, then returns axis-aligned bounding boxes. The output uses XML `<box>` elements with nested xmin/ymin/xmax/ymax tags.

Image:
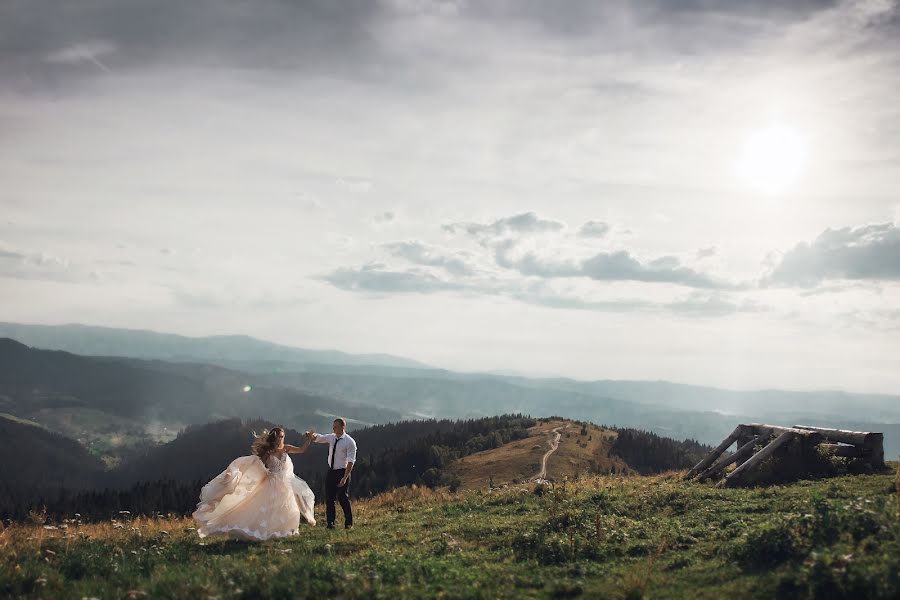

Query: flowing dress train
<box><xmin>192</xmin><ymin>452</ymin><xmax>315</xmax><ymax>540</ymax></box>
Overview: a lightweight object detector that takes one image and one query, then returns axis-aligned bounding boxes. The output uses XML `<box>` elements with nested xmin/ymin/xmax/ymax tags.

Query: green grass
<box><xmin>2</xmin><ymin>465</ymin><xmax>898</xmax><ymax>599</ymax></box>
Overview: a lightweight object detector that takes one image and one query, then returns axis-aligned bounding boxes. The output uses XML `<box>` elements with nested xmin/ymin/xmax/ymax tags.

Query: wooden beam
<box><xmin>744</xmin><ymin>423</ymin><xmax>821</xmax><ymax>438</ymax></box>
<box><xmin>685</xmin><ymin>425</ymin><xmax>744</xmax><ymax>480</ymax></box>
<box><xmin>718</xmin><ymin>430</ymin><xmax>798</xmax><ymax>487</ymax></box>
<box><xmin>697</xmin><ymin>435</ymin><xmax>760</xmax><ymax>482</ymax></box>
<box><xmin>792</xmin><ymin>425</ymin><xmax>882</xmax><ymax>448</ymax></box>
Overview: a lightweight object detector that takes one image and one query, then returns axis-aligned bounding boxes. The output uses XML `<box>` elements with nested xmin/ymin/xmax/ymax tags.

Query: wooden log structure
<box><xmin>696</xmin><ymin>435</ymin><xmax>760</xmax><ymax>482</ymax></box>
<box><xmin>716</xmin><ymin>430</ymin><xmax>799</xmax><ymax>487</ymax></box>
<box><xmin>684</xmin><ymin>425</ymin><xmax>744</xmax><ymax>480</ymax></box>
<box><xmin>689</xmin><ymin>422</ymin><xmax>885</xmax><ymax>487</ymax></box>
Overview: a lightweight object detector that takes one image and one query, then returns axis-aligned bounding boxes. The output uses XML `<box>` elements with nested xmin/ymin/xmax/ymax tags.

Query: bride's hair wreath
<box><xmin>250</xmin><ymin>426</ymin><xmax>285</xmax><ymax>460</ymax></box>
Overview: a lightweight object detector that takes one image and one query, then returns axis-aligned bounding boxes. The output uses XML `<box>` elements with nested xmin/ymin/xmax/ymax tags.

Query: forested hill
<box><xmin>117</xmin><ymin>415</ymin><xmax>539</xmax><ymax>497</ymax></box>
<box><xmin>0</xmin><ymin>415</ymin><xmax>539</xmax><ymax>520</ymax></box>
<box><xmin>0</xmin><ymin>415</ymin><xmax>106</xmax><ymax>514</ymax></box>
<box><xmin>610</xmin><ymin>428</ymin><xmax>711</xmax><ymax>475</ymax></box>
<box><xmin>0</xmin><ymin>415</ymin><xmax>711</xmax><ymax>521</ymax></box>
<box><xmin>0</xmin><ymin>338</ymin><xmax>403</xmax><ymax>463</ymax></box>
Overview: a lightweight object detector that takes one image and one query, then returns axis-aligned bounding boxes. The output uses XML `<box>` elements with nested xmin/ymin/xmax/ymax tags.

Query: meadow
<box><xmin>1</xmin><ymin>465</ymin><xmax>898</xmax><ymax>599</ymax></box>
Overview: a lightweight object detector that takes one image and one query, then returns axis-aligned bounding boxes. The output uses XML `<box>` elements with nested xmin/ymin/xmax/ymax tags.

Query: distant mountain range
<box><xmin>0</xmin><ymin>338</ymin><xmax>404</xmax><ymax>466</ymax></box>
<box><xmin>1</xmin><ymin>321</ymin><xmax>898</xmax><ymax>459</ymax></box>
<box><xmin>0</xmin><ymin>322</ymin><xmax>430</xmax><ymax>369</ymax></box>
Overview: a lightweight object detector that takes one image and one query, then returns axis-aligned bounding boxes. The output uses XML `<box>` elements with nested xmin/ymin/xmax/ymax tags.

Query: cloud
<box><xmin>318</xmin><ymin>263</ymin><xmax>465</xmax><ymax>294</ymax></box>
<box><xmin>0</xmin><ymin>248</ymin><xmax>25</xmax><ymax>260</ymax></box>
<box><xmin>45</xmin><ymin>40</ymin><xmax>116</xmax><ymax>72</ymax></box>
<box><xmin>577</xmin><ymin>220</ymin><xmax>610</xmax><ymax>238</ymax></box>
<box><xmin>321</xmin><ymin>211</ymin><xmax>742</xmax><ymax>315</ymax></box>
<box><xmin>0</xmin><ymin>247</ymin><xmax>78</xmax><ymax>283</ymax></box>
<box><xmin>0</xmin><ymin>1</ymin><xmax>389</xmax><ymax>91</ymax></box>
<box><xmin>494</xmin><ymin>240</ymin><xmax>735</xmax><ymax>289</ymax></box>
<box><xmin>383</xmin><ymin>240</ymin><xmax>478</xmax><ymax>276</ymax></box>
<box><xmin>696</xmin><ymin>246</ymin><xmax>717</xmax><ymax>259</ymax></box>
<box><xmin>317</xmin><ymin>262</ymin><xmax>762</xmax><ymax>317</ymax></box>
<box><xmin>766</xmin><ymin>222</ymin><xmax>900</xmax><ymax>287</ymax></box>
<box><xmin>443</xmin><ymin>212</ymin><xmax>565</xmax><ymax>239</ymax></box>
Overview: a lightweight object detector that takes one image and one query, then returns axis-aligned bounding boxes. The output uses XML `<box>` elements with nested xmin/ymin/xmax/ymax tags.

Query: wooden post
<box><xmin>697</xmin><ymin>435</ymin><xmax>760</xmax><ymax>482</ymax></box>
<box><xmin>685</xmin><ymin>425</ymin><xmax>744</xmax><ymax>480</ymax></box>
<box><xmin>717</xmin><ymin>430</ymin><xmax>798</xmax><ymax>487</ymax></box>
<box><xmin>733</xmin><ymin>431</ymin><xmax>756</xmax><ymax>467</ymax></box>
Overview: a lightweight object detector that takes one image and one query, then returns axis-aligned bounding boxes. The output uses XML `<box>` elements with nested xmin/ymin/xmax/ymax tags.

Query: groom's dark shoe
<box><xmin>326</xmin><ymin>523</ymin><xmax>336</xmax><ymax>530</ymax></box>
<box><xmin>344</xmin><ymin>524</ymin><xmax>353</xmax><ymax>530</ymax></box>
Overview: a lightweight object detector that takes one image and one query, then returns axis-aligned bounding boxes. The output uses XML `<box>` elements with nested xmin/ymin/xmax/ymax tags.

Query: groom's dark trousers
<box><xmin>325</xmin><ymin>468</ymin><xmax>352</xmax><ymax>528</ymax></box>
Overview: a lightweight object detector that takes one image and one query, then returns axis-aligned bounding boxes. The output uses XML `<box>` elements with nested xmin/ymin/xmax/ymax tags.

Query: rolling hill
<box><xmin>0</xmin><ymin>415</ymin><xmax>106</xmax><ymax>496</ymax></box>
<box><xmin>0</xmin><ymin>338</ymin><xmax>403</xmax><ymax>465</ymax></box>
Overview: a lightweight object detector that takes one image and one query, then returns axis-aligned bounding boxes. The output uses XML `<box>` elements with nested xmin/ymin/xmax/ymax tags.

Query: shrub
<box><xmin>732</xmin><ymin>521</ymin><xmax>806</xmax><ymax>568</ymax></box>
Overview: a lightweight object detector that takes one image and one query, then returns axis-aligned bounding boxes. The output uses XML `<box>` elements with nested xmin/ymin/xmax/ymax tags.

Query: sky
<box><xmin>2</xmin><ymin>0</ymin><xmax>900</xmax><ymax>393</ymax></box>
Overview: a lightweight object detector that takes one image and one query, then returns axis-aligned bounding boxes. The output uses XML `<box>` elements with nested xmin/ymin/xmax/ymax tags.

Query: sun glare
<box><xmin>736</xmin><ymin>124</ymin><xmax>809</xmax><ymax>196</ymax></box>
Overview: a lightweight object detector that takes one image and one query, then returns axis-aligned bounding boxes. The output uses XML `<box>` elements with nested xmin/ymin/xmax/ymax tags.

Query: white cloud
<box><xmin>45</xmin><ymin>40</ymin><xmax>115</xmax><ymax>73</ymax></box>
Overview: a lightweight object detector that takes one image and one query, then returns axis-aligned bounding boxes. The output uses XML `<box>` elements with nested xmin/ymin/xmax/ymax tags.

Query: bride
<box><xmin>192</xmin><ymin>427</ymin><xmax>317</xmax><ymax>540</ymax></box>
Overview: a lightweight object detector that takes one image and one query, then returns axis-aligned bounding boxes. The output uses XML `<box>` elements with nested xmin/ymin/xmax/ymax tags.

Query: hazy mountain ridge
<box><xmin>0</xmin><ymin>338</ymin><xmax>404</xmax><ymax>464</ymax></box>
<box><xmin>0</xmin><ymin>322</ymin><xmax>429</xmax><ymax>369</ymax></box>
<box><xmin>2</xmin><ymin>322</ymin><xmax>898</xmax><ymax>458</ymax></box>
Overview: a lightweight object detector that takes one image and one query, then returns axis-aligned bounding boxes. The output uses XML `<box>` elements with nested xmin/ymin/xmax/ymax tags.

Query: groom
<box><xmin>308</xmin><ymin>418</ymin><xmax>357</xmax><ymax>529</ymax></box>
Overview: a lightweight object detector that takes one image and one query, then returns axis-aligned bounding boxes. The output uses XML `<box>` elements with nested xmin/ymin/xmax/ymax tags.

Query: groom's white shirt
<box><xmin>313</xmin><ymin>432</ymin><xmax>357</xmax><ymax>469</ymax></box>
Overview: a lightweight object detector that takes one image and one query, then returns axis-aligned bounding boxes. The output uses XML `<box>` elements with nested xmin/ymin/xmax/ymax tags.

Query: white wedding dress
<box><xmin>192</xmin><ymin>451</ymin><xmax>316</xmax><ymax>540</ymax></box>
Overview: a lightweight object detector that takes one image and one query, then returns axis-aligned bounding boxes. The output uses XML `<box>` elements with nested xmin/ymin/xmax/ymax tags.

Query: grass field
<box><xmin>1</xmin><ymin>465</ymin><xmax>898</xmax><ymax>599</ymax></box>
<box><xmin>447</xmin><ymin>420</ymin><xmax>629</xmax><ymax>490</ymax></box>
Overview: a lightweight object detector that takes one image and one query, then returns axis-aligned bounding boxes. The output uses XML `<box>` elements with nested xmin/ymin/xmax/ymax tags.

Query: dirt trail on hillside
<box><xmin>533</xmin><ymin>425</ymin><xmax>567</xmax><ymax>481</ymax></box>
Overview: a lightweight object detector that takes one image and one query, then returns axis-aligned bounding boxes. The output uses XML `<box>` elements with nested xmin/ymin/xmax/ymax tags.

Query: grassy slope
<box><xmin>448</xmin><ymin>420</ymin><xmax>630</xmax><ymax>490</ymax></box>
<box><xmin>2</xmin><ymin>466</ymin><xmax>897</xmax><ymax>599</ymax></box>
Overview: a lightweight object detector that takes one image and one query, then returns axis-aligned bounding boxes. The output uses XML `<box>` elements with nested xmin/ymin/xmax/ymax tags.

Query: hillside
<box><xmin>0</xmin><ymin>415</ymin><xmax>539</xmax><ymax>520</ymax></box>
<box><xmin>448</xmin><ymin>420</ymin><xmax>633</xmax><ymax>490</ymax></box>
<box><xmin>0</xmin><ymin>415</ymin><xmax>105</xmax><ymax>494</ymax></box>
<box><xmin>1</xmin><ymin>416</ymin><xmax>708</xmax><ymax>522</ymax></box>
<box><xmin>0</xmin><ymin>339</ymin><xmax>402</xmax><ymax>464</ymax></box>
<box><xmin>2</xmin><ymin>467</ymin><xmax>897</xmax><ymax>599</ymax></box>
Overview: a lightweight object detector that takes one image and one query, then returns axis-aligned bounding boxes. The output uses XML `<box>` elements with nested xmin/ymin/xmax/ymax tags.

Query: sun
<box><xmin>736</xmin><ymin>123</ymin><xmax>809</xmax><ymax>196</ymax></box>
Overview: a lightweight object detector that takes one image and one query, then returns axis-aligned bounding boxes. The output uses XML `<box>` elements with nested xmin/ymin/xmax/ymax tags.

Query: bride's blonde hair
<box><xmin>251</xmin><ymin>426</ymin><xmax>285</xmax><ymax>462</ymax></box>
